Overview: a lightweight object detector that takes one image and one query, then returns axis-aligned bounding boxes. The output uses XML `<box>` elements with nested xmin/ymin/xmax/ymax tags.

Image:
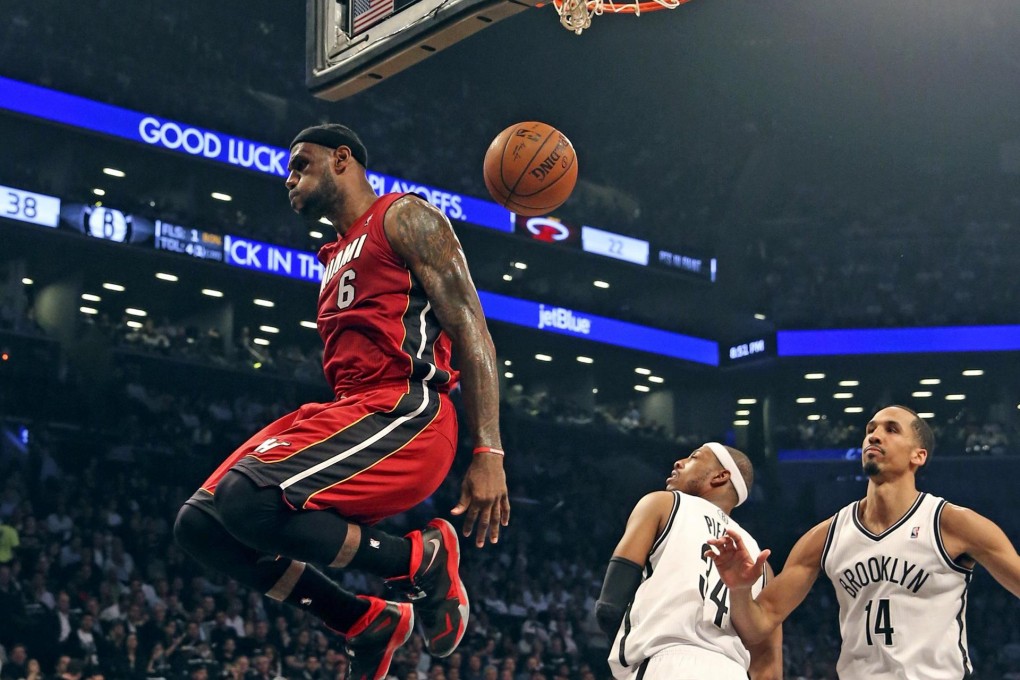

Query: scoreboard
<box><xmin>155</xmin><ymin>221</ymin><xmax>224</xmax><ymax>262</ymax></box>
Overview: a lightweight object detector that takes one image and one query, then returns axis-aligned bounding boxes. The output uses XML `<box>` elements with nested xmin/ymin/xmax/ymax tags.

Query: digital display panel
<box><xmin>581</xmin><ymin>225</ymin><xmax>650</xmax><ymax>265</ymax></box>
<box><xmin>0</xmin><ymin>184</ymin><xmax>61</xmax><ymax>228</ymax></box>
<box><xmin>155</xmin><ymin>220</ymin><xmax>224</xmax><ymax>262</ymax></box>
<box><xmin>777</xmin><ymin>326</ymin><xmax>1020</xmax><ymax>356</ymax></box>
<box><xmin>223</xmin><ymin>235</ymin><xmax>325</xmax><ymax>283</ymax></box>
<box><xmin>477</xmin><ymin>291</ymin><xmax>718</xmax><ymax>365</ymax></box>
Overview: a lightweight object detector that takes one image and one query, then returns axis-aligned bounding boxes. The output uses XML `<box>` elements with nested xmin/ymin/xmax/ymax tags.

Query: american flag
<box><xmin>353</xmin><ymin>0</ymin><xmax>395</xmax><ymax>33</ymax></box>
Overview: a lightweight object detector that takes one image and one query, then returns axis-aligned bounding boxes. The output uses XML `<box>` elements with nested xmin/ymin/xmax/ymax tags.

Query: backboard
<box><xmin>306</xmin><ymin>0</ymin><xmax>541</xmax><ymax>101</ymax></box>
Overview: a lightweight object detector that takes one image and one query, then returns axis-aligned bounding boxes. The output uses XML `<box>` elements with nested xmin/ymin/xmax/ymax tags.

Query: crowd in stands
<box><xmin>754</xmin><ymin>183</ymin><xmax>1020</xmax><ymax>329</ymax></box>
<box><xmin>775</xmin><ymin>406</ymin><xmax>1016</xmax><ymax>457</ymax></box>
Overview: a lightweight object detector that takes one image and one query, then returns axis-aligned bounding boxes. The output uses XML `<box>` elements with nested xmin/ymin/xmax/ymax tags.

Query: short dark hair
<box><xmin>724</xmin><ymin>445</ymin><xmax>755</xmax><ymax>493</ymax></box>
<box><xmin>890</xmin><ymin>404</ymin><xmax>935</xmax><ymax>459</ymax></box>
<box><xmin>290</xmin><ymin>124</ymin><xmax>368</xmax><ymax>168</ymax></box>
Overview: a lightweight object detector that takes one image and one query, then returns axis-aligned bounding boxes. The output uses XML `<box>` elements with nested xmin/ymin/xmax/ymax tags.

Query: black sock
<box><xmin>256</xmin><ymin>557</ymin><xmax>370</xmax><ymax>632</ymax></box>
<box><xmin>346</xmin><ymin>526</ymin><xmax>412</xmax><ymax>579</ymax></box>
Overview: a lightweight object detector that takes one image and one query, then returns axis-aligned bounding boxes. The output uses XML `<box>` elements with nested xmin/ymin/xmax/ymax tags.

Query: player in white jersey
<box><xmin>595</xmin><ymin>443</ymin><xmax>782</xmax><ymax>680</ymax></box>
<box><xmin>707</xmin><ymin>405</ymin><xmax>1020</xmax><ymax>679</ymax></box>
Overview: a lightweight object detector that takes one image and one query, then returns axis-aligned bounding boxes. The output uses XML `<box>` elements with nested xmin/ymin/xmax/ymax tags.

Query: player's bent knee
<box><xmin>174</xmin><ymin>504</ymin><xmax>214</xmax><ymax>556</ymax></box>
<box><xmin>213</xmin><ymin>470</ymin><xmax>285</xmax><ymax>550</ymax></box>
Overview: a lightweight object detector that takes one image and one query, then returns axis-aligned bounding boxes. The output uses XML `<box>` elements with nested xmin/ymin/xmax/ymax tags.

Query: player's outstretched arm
<box><xmin>707</xmin><ymin>519</ymin><xmax>830</xmax><ymax>646</ymax></box>
<box><xmin>746</xmin><ymin>563</ymin><xmax>783</xmax><ymax>680</ymax></box>
<box><xmin>940</xmin><ymin>504</ymin><xmax>1020</xmax><ymax>598</ymax></box>
<box><xmin>595</xmin><ymin>492</ymin><xmax>674</xmax><ymax>638</ymax></box>
<box><xmin>385</xmin><ymin>196</ymin><xmax>509</xmax><ymax>547</ymax></box>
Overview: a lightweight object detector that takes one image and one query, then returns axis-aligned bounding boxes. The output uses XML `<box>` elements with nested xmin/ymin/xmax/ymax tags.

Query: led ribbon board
<box><xmin>778</xmin><ymin>326</ymin><xmax>1020</xmax><ymax>356</ymax></box>
<box><xmin>477</xmin><ymin>291</ymin><xmax>718</xmax><ymax>365</ymax></box>
<box><xmin>0</xmin><ymin>76</ymin><xmax>511</xmax><ymax>233</ymax></box>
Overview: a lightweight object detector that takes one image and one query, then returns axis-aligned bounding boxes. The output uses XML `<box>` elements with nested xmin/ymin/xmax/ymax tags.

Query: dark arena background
<box><xmin>2</xmin><ymin>1</ymin><xmax>1020</xmax><ymax>678</ymax></box>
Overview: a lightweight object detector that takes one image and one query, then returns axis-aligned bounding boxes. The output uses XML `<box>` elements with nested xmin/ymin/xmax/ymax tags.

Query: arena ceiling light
<box><xmin>945</xmin><ymin>394</ymin><xmax>966</xmax><ymax>401</ymax></box>
<box><xmin>833</xmin><ymin>392</ymin><xmax>853</xmax><ymax>399</ymax></box>
<box><xmin>504</xmin><ymin>360</ymin><xmax>512</xmax><ymax>366</ymax></box>
<box><xmin>254</xmin><ymin>298</ymin><xmax>274</xmax><ymax>307</ymax></box>
<box><xmin>211</xmin><ymin>192</ymin><xmax>232</xmax><ymax>202</ymax></box>
<box><xmin>735</xmin><ymin>410</ymin><xmax>750</xmax><ymax>416</ymax></box>
<box><xmin>309</xmin><ymin>230</ymin><xmax>324</xmax><ymax>239</ymax></box>
<box><xmin>648</xmin><ymin>376</ymin><xmax>664</xmax><ymax>384</ymax></box>
<box><xmin>504</xmin><ymin>372</ymin><xmax>514</xmax><ymax>379</ymax></box>
<box><xmin>79</xmin><ymin>306</ymin><xmax>98</xmax><ymax>315</ymax></box>
<box><xmin>81</xmin><ymin>294</ymin><xmax>101</xmax><ymax>302</ymax></box>
<box><xmin>807</xmin><ymin>414</ymin><xmax>822</xmax><ymax>421</ymax></box>
<box><xmin>502</xmin><ymin>274</ymin><xmax>512</xmax><ymax>282</ymax></box>
<box><xmin>919</xmin><ymin>378</ymin><xmax>941</xmax><ymax>385</ymax></box>
<box><xmin>634</xmin><ymin>367</ymin><xmax>651</xmax><ymax>375</ymax></box>
<box><xmin>126</xmin><ymin>320</ymin><xmax>143</xmax><ymax>330</ymax></box>
<box><xmin>754</xmin><ymin>313</ymin><xmax>767</xmax><ymax>320</ymax></box>
<box><xmin>593</xmin><ymin>280</ymin><xmax>610</xmax><ymax>289</ymax></box>
<box><xmin>300</xmin><ymin>321</ymin><xmax>317</xmax><ymax>329</ymax></box>
<box><xmin>258</xmin><ymin>325</ymin><xmax>280</xmax><ymax>334</ymax></box>
<box><xmin>838</xmin><ymin>380</ymin><xmax>859</xmax><ymax>387</ymax></box>
<box><xmin>512</xmin><ymin>261</ymin><xmax>527</xmax><ymax>270</ymax></box>
<box><xmin>844</xmin><ymin>406</ymin><xmax>864</xmax><ymax>413</ymax></box>
<box><xmin>155</xmin><ymin>272</ymin><xmax>179</xmax><ymax>282</ymax></box>
<box><xmin>576</xmin><ymin>356</ymin><xmax>594</xmax><ymax>364</ymax></box>
<box><xmin>804</xmin><ymin>373</ymin><xmax>825</xmax><ymax>380</ymax></box>
<box><xmin>796</xmin><ymin>397</ymin><xmax>816</xmax><ymax>404</ymax></box>
<box><xmin>202</xmin><ymin>288</ymin><xmax>224</xmax><ymax>298</ymax></box>
<box><xmin>911</xmin><ymin>391</ymin><xmax>933</xmax><ymax>398</ymax></box>
<box><xmin>634</xmin><ymin>385</ymin><xmax>651</xmax><ymax>393</ymax></box>
<box><xmin>253</xmin><ymin>338</ymin><xmax>270</xmax><ymax>346</ymax></box>
<box><xmin>102</xmin><ymin>167</ymin><xmax>126</xmax><ymax>178</ymax></box>
<box><xmin>92</xmin><ymin>188</ymin><xmax>106</xmax><ymax>196</ymax></box>
<box><xmin>737</xmin><ymin>398</ymin><xmax>757</xmax><ymax>405</ymax></box>
<box><xmin>102</xmin><ymin>282</ymin><xmax>125</xmax><ymax>292</ymax></box>
<box><xmin>125</xmin><ymin>308</ymin><xmax>147</xmax><ymax>317</ymax></box>
<box><xmin>733</xmin><ymin>419</ymin><xmax>749</xmax><ymax>426</ymax></box>
<box><xmin>919</xmin><ymin>412</ymin><xmax>935</xmax><ymax>419</ymax></box>
<box><xmin>21</xmin><ymin>278</ymin><xmax>33</xmax><ymax>285</ymax></box>
<box><xmin>961</xmin><ymin>369</ymin><xmax>984</xmax><ymax>377</ymax></box>
<box><xmin>535</xmin><ymin>353</ymin><xmax>552</xmax><ymax>362</ymax></box>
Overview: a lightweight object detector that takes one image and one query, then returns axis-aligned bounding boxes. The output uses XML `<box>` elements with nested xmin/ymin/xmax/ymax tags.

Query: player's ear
<box><xmin>711</xmin><ymin>468</ymin><xmax>731</xmax><ymax>489</ymax></box>
<box><xmin>332</xmin><ymin>146</ymin><xmax>354</xmax><ymax>172</ymax></box>
<box><xmin>912</xmin><ymin>447</ymin><xmax>928</xmax><ymax>468</ymax></box>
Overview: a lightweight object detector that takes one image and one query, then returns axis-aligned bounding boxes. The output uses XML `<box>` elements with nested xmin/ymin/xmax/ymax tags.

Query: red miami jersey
<box><xmin>316</xmin><ymin>193</ymin><xmax>458</xmax><ymax>398</ymax></box>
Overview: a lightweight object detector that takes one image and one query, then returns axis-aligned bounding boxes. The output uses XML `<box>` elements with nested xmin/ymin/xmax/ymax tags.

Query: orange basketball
<box><xmin>483</xmin><ymin>121</ymin><xmax>578</xmax><ymax>216</ymax></box>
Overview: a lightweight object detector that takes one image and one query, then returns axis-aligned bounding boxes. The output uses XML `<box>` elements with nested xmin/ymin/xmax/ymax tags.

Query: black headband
<box><xmin>290</xmin><ymin>124</ymin><xmax>368</xmax><ymax>168</ymax></box>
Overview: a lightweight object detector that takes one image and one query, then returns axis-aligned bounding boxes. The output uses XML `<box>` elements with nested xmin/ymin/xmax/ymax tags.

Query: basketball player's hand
<box><xmin>452</xmin><ymin>452</ymin><xmax>510</xmax><ymax>547</ymax></box>
<box><xmin>705</xmin><ymin>529</ymin><xmax>771</xmax><ymax>590</ymax></box>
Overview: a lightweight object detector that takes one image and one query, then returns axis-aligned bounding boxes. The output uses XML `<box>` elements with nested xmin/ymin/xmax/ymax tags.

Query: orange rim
<box><xmin>550</xmin><ymin>0</ymin><xmax>693</xmax><ymax>13</ymax></box>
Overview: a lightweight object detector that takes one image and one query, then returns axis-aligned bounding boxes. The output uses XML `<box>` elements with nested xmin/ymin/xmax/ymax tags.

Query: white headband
<box><xmin>705</xmin><ymin>442</ymin><xmax>748</xmax><ymax>507</ymax></box>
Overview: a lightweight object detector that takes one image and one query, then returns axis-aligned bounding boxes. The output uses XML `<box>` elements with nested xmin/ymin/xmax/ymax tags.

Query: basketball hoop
<box><xmin>551</xmin><ymin>0</ymin><xmax>694</xmax><ymax>34</ymax></box>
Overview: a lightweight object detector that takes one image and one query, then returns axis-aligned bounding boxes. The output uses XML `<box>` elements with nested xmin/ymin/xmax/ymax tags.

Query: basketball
<box><xmin>483</xmin><ymin>121</ymin><xmax>578</xmax><ymax>216</ymax></box>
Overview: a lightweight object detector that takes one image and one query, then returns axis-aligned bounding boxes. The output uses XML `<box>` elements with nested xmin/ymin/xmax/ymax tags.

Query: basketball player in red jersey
<box><xmin>173</xmin><ymin>124</ymin><xmax>509</xmax><ymax>680</ymax></box>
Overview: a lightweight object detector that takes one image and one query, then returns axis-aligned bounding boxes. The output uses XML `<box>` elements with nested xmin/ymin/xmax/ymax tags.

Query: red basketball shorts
<box><xmin>186</xmin><ymin>382</ymin><xmax>457</xmax><ymax>525</ymax></box>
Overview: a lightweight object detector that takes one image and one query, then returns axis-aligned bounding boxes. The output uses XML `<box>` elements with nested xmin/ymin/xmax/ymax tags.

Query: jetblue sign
<box><xmin>0</xmin><ymin>76</ymin><xmax>512</xmax><ymax>233</ymax></box>
<box><xmin>478</xmin><ymin>291</ymin><xmax>718</xmax><ymax>365</ymax></box>
<box><xmin>538</xmin><ymin>305</ymin><xmax>591</xmax><ymax>335</ymax></box>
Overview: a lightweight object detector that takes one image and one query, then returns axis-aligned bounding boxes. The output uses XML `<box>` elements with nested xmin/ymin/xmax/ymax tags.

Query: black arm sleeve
<box><xmin>594</xmin><ymin>556</ymin><xmax>643</xmax><ymax>639</ymax></box>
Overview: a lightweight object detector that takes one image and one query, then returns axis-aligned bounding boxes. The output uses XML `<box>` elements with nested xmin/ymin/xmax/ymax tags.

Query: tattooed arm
<box><xmin>385</xmin><ymin>195</ymin><xmax>509</xmax><ymax>546</ymax></box>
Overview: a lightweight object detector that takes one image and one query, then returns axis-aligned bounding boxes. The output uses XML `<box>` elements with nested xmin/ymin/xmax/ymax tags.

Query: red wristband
<box><xmin>473</xmin><ymin>446</ymin><xmax>504</xmax><ymax>456</ymax></box>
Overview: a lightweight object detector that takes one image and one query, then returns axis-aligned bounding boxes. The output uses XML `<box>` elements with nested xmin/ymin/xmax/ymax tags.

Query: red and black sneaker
<box><xmin>345</xmin><ymin>596</ymin><xmax>414</xmax><ymax>680</ymax></box>
<box><xmin>387</xmin><ymin>518</ymin><xmax>469</xmax><ymax>658</ymax></box>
